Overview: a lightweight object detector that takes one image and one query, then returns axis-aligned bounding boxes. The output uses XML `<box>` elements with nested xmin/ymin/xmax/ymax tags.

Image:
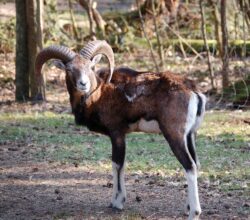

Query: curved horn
<box><xmin>80</xmin><ymin>40</ymin><xmax>114</xmax><ymax>83</ymax></box>
<box><xmin>35</xmin><ymin>45</ymin><xmax>76</xmax><ymax>76</ymax></box>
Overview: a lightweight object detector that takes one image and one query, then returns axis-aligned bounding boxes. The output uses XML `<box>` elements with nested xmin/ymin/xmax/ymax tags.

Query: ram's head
<box><xmin>35</xmin><ymin>40</ymin><xmax>114</xmax><ymax>95</ymax></box>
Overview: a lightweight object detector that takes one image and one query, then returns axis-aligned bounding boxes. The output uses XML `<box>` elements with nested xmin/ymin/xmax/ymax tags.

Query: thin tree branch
<box><xmin>137</xmin><ymin>0</ymin><xmax>159</xmax><ymax>72</ymax></box>
<box><xmin>68</xmin><ymin>0</ymin><xmax>79</xmax><ymax>40</ymax></box>
<box><xmin>152</xmin><ymin>0</ymin><xmax>164</xmax><ymax>69</ymax></box>
<box><xmin>199</xmin><ymin>0</ymin><xmax>215</xmax><ymax>89</ymax></box>
<box><xmin>221</xmin><ymin>0</ymin><xmax>229</xmax><ymax>89</ymax></box>
<box><xmin>208</xmin><ymin>0</ymin><xmax>223</xmax><ymax>57</ymax></box>
<box><xmin>165</xmin><ymin>23</ymin><xmax>203</xmax><ymax>59</ymax></box>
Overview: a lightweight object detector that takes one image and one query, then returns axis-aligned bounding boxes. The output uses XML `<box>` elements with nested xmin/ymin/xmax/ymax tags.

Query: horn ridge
<box><xmin>80</xmin><ymin>41</ymin><xmax>98</xmax><ymax>59</ymax></box>
<box><xmin>35</xmin><ymin>45</ymin><xmax>76</xmax><ymax>76</ymax></box>
<box><xmin>80</xmin><ymin>40</ymin><xmax>115</xmax><ymax>83</ymax></box>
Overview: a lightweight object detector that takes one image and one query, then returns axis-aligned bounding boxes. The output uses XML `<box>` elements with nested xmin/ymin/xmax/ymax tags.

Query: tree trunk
<box><xmin>78</xmin><ymin>0</ymin><xmax>105</xmax><ymax>38</ymax></box>
<box><xmin>26</xmin><ymin>0</ymin><xmax>45</xmax><ymax>100</ymax></box>
<box><xmin>199</xmin><ymin>0</ymin><xmax>215</xmax><ymax>89</ymax></box>
<box><xmin>68</xmin><ymin>0</ymin><xmax>79</xmax><ymax>40</ymax></box>
<box><xmin>221</xmin><ymin>0</ymin><xmax>229</xmax><ymax>89</ymax></box>
<box><xmin>15</xmin><ymin>0</ymin><xmax>44</xmax><ymax>101</ymax></box>
<box><xmin>208</xmin><ymin>0</ymin><xmax>223</xmax><ymax>57</ymax></box>
<box><xmin>92</xmin><ymin>3</ymin><xmax>106</xmax><ymax>36</ymax></box>
<box><xmin>15</xmin><ymin>1</ymin><xmax>29</xmax><ymax>101</ymax></box>
<box><xmin>152</xmin><ymin>0</ymin><xmax>164</xmax><ymax>69</ymax></box>
<box><xmin>238</xmin><ymin>0</ymin><xmax>250</xmax><ymax>29</ymax></box>
<box><xmin>141</xmin><ymin>0</ymin><xmax>166</xmax><ymax>15</ymax></box>
<box><xmin>138</xmin><ymin>0</ymin><xmax>179</xmax><ymax>18</ymax></box>
<box><xmin>79</xmin><ymin>0</ymin><xmax>95</xmax><ymax>38</ymax></box>
<box><xmin>137</xmin><ymin>0</ymin><xmax>159</xmax><ymax>72</ymax></box>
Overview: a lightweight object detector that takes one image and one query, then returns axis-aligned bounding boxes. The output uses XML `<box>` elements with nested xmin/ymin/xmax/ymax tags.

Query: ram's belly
<box><xmin>128</xmin><ymin>119</ymin><xmax>161</xmax><ymax>133</ymax></box>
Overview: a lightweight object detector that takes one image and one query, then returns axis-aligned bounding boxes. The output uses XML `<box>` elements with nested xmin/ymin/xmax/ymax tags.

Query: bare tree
<box><xmin>15</xmin><ymin>0</ymin><xmax>29</xmax><ymax>101</ymax></box>
<box><xmin>92</xmin><ymin>3</ymin><xmax>106</xmax><ymax>35</ymax></box>
<box><xmin>68</xmin><ymin>0</ymin><xmax>79</xmax><ymax>40</ymax></box>
<box><xmin>79</xmin><ymin>0</ymin><xmax>95</xmax><ymax>37</ymax></box>
<box><xmin>26</xmin><ymin>0</ymin><xmax>44</xmax><ymax>100</ymax></box>
<box><xmin>15</xmin><ymin>0</ymin><xmax>44</xmax><ymax>101</ymax></box>
<box><xmin>78</xmin><ymin>0</ymin><xmax>105</xmax><ymax>38</ymax></box>
<box><xmin>237</xmin><ymin>0</ymin><xmax>250</xmax><ymax>29</ymax></box>
<box><xmin>152</xmin><ymin>0</ymin><xmax>164</xmax><ymax>69</ymax></box>
<box><xmin>199</xmin><ymin>0</ymin><xmax>215</xmax><ymax>89</ymax></box>
<box><xmin>137</xmin><ymin>0</ymin><xmax>179</xmax><ymax>19</ymax></box>
<box><xmin>208</xmin><ymin>0</ymin><xmax>223</xmax><ymax>57</ymax></box>
<box><xmin>221</xmin><ymin>0</ymin><xmax>230</xmax><ymax>89</ymax></box>
<box><xmin>137</xmin><ymin>0</ymin><xmax>159</xmax><ymax>72</ymax></box>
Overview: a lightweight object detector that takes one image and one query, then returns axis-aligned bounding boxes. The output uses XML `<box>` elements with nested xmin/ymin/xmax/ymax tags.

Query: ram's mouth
<box><xmin>77</xmin><ymin>83</ymin><xmax>90</xmax><ymax>93</ymax></box>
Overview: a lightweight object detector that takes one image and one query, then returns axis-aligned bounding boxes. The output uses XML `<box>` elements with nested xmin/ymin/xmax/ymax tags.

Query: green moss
<box><xmin>123</xmin><ymin>36</ymin><xmax>250</xmax><ymax>56</ymax></box>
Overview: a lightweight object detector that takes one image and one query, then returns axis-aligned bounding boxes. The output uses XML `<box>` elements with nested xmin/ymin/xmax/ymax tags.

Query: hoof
<box><xmin>111</xmin><ymin>193</ymin><xmax>126</xmax><ymax>210</ymax></box>
<box><xmin>188</xmin><ymin>209</ymin><xmax>201</xmax><ymax>220</ymax></box>
<box><xmin>108</xmin><ymin>203</ymin><xmax>123</xmax><ymax>211</ymax></box>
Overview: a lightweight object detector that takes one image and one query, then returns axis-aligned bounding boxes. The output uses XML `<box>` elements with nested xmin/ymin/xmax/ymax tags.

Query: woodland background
<box><xmin>0</xmin><ymin>0</ymin><xmax>250</xmax><ymax>107</ymax></box>
<box><xmin>0</xmin><ymin>0</ymin><xmax>249</xmax><ymax>220</ymax></box>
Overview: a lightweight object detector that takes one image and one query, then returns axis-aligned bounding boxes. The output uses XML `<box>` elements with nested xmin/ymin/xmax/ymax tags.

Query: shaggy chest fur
<box><xmin>69</xmin><ymin>71</ymin><xmax>195</xmax><ymax>136</ymax></box>
<box><xmin>73</xmin><ymin>102</ymin><xmax>109</xmax><ymax>134</ymax></box>
<box><xmin>73</xmin><ymin>101</ymin><xmax>161</xmax><ymax>135</ymax></box>
<box><xmin>72</xmin><ymin>90</ymin><xmax>159</xmax><ymax>135</ymax></box>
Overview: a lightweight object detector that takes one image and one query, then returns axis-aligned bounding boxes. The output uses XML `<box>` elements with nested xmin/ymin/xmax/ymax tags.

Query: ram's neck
<box><xmin>70</xmin><ymin>82</ymin><xmax>116</xmax><ymax>113</ymax></box>
<box><xmin>69</xmin><ymin>83</ymin><xmax>118</xmax><ymax>134</ymax></box>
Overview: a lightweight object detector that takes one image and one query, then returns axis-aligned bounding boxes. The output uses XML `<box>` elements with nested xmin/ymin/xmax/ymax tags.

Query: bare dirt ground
<box><xmin>0</xmin><ymin>2</ymin><xmax>249</xmax><ymax>218</ymax></box>
<box><xmin>0</xmin><ymin>61</ymin><xmax>249</xmax><ymax>219</ymax></box>
<box><xmin>0</xmin><ymin>141</ymin><xmax>249</xmax><ymax>220</ymax></box>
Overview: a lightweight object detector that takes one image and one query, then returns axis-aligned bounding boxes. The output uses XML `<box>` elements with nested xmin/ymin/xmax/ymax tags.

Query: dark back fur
<box><xmin>67</xmin><ymin>66</ymin><xmax>197</xmax><ymax>135</ymax></box>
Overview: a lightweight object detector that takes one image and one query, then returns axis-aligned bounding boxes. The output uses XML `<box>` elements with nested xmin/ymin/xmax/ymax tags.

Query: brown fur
<box><xmin>66</xmin><ymin>66</ymin><xmax>195</xmax><ymax>137</ymax></box>
<box><xmin>66</xmin><ymin>66</ymin><xmax>204</xmax><ymax>173</ymax></box>
<box><xmin>98</xmin><ymin>67</ymin><xmax>197</xmax><ymax>92</ymax></box>
<box><xmin>36</xmin><ymin>46</ymin><xmax>204</xmax><ymax>217</ymax></box>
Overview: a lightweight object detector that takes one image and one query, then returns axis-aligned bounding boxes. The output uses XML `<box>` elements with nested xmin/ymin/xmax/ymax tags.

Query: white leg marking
<box><xmin>111</xmin><ymin>162</ymin><xmax>126</xmax><ymax>209</ymax></box>
<box><xmin>183</xmin><ymin>93</ymin><xmax>205</xmax><ymax>219</ymax></box>
<box><xmin>184</xmin><ymin>92</ymin><xmax>199</xmax><ymax>167</ymax></box>
<box><xmin>185</xmin><ymin>167</ymin><xmax>201</xmax><ymax>220</ymax></box>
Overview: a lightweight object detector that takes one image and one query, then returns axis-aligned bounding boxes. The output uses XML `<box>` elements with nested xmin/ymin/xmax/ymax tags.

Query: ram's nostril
<box><xmin>80</xmin><ymin>81</ymin><xmax>86</xmax><ymax>87</ymax></box>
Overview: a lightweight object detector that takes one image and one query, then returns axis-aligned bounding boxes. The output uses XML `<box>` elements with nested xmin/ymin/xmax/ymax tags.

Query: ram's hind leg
<box><xmin>187</xmin><ymin>131</ymin><xmax>200</xmax><ymax>170</ymax></box>
<box><xmin>109</xmin><ymin>132</ymin><xmax>126</xmax><ymax>210</ymax></box>
<box><xmin>162</xmin><ymin>129</ymin><xmax>201</xmax><ymax>220</ymax></box>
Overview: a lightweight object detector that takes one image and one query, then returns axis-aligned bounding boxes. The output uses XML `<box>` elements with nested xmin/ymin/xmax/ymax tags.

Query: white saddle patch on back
<box><xmin>129</xmin><ymin>119</ymin><xmax>161</xmax><ymax>133</ymax></box>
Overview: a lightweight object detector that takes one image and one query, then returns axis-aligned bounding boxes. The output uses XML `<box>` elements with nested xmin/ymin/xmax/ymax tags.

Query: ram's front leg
<box><xmin>109</xmin><ymin>132</ymin><xmax>126</xmax><ymax>210</ymax></box>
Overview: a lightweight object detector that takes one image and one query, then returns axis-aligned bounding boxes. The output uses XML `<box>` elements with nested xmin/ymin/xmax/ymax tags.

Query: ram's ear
<box><xmin>90</xmin><ymin>54</ymin><xmax>102</xmax><ymax>68</ymax></box>
<box><xmin>52</xmin><ymin>59</ymin><xmax>66</xmax><ymax>70</ymax></box>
